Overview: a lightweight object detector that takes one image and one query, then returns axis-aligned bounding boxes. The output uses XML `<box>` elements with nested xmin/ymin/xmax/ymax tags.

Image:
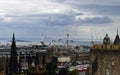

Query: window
<box><xmin>106</xmin><ymin>67</ymin><xmax>110</xmax><ymax>75</ymax></box>
<box><xmin>112</xmin><ymin>60</ymin><xmax>115</xmax><ymax>66</ymax></box>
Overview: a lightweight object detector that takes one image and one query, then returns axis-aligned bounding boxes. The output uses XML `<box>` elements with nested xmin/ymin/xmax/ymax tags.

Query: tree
<box><xmin>0</xmin><ymin>57</ymin><xmax>5</xmax><ymax>72</ymax></box>
<box><xmin>46</xmin><ymin>62</ymin><xmax>58</xmax><ymax>75</ymax></box>
<box><xmin>70</xmin><ymin>70</ymin><xmax>79</xmax><ymax>75</ymax></box>
<box><xmin>59</xmin><ymin>68</ymin><xmax>69</xmax><ymax>75</ymax></box>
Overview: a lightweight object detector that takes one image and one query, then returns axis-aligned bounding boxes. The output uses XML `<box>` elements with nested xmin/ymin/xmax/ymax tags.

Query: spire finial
<box><xmin>12</xmin><ymin>32</ymin><xmax>15</xmax><ymax>42</ymax></box>
<box><xmin>106</xmin><ymin>33</ymin><xmax>108</xmax><ymax>37</ymax></box>
<box><xmin>117</xmin><ymin>28</ymin><xmax>118</xmax><ymax>34</ymax></box>
<box><xmin>11</xmin><ymin>32</ymin><xmax>16</xmax><ymax>47</ymax></box>
<box><xmin>13</xmin><ymin>32</ymin><xmax>15</xmax><ymax>39</ymax></box>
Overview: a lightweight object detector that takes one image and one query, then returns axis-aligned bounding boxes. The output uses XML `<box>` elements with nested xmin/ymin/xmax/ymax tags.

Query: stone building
<box><xmin>27</xmin><ymin>52</ymin><xmax>48</xmax><ymax>75</ymax></box>
<box><xmin>89</xmin><ymin>31</ymin><xmax>120</xmax><ymax>75</ymax></box>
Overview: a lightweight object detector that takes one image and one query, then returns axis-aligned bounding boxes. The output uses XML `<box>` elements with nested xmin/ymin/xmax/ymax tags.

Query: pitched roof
<box><xmin>113</xmin><ymin>34</ymin><xmax>120</xmax><ymax>45</ymax></box>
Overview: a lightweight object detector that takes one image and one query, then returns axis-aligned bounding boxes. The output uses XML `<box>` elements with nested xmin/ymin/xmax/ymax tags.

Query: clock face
<box><xmin>104</xmin><ymin>38</ymin><xmax>110</xmax><ymax>44</ymax></box>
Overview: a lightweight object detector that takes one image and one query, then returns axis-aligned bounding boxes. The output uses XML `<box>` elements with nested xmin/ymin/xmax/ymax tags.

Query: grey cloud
<box><xmin>2</xmin><ymin>14</ymin><xmax>112</xmax><ymax>27</ymax></box>
<box><xmin>0</xmin><ymin>18</ymin><xmax>3</xmax><ymax>22</ymax></box>
<box><xmin>26</xmin><ymin>14</ymin><xmax>75</xmax><ymax>26</ymax></box>
<box><xmin>65</xmin><ymin>0</ymin><xmax>120</xmax><ymax>6</ymax></box>
<box><xmin>0</xmin><ymin>4</ymin><xmax>112</xmax><ymax>27</ymax></box>
<box><xmin>4</xmin><ymin>11</ymin><xmax>83</xmax><ymax>26</ymax></box>
<box><xmin>0</xmin><ymin>0</ymin><xmax>118</xmax><ymax>38</ymax></box>
<box><xmin>68</xmin><ymin>3</ymin><xmax>120</xmax><ymax>16</ymax></box>
<box><xmin>82</xmin><ymin>4</ymin><xmax>120</xmax><ymax>16</ymax></box>
<box><xmin>77</xmin><ymin>16</ymin><xmax>112</xmax><ymax>25</ymax></box>
<box><xmin>50</xmin><ymin>0</ymin><xmax>66</xmax><ymax>3</ymax></box>
<box><xmin>75</xmin><ymin>13</ymin><xmax>83</xmax><ymax>16</ymax></box>
<box><xmin>47</xmin><ymin>14</ymin><xmax>75</xmax><ymax>26</ymax></box>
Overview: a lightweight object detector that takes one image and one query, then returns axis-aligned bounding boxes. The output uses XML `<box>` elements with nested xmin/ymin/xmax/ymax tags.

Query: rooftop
<box><xmin>91</xmin><ymin>44</ymin><xmax>120</xmax><ymax>50</ymax></box>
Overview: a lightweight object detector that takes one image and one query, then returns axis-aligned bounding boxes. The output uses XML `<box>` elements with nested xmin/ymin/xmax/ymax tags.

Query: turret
<box><xmin>103</xmin><ymin>33</ymin><xmax>111</xmax><ymax>45</ymax></box>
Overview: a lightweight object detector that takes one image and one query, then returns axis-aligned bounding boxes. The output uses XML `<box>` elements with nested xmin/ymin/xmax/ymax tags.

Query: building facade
<box><xmin>89</xmin><ymin>32</ymin><xmax>120</xmax><ymax>75</ymax></box>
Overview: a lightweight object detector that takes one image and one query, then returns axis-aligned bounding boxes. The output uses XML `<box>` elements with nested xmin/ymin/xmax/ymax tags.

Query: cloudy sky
<box><xmin>0</xmin><ymin>0</ymin><xmax>120</xmax><ymax>40</ymax></box>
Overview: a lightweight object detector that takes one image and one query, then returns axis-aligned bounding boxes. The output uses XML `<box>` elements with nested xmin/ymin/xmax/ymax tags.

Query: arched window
<box><xmin>106</xmin><ymin>67</ymin><xmax>110</xmax><ymax>75</ymax></box>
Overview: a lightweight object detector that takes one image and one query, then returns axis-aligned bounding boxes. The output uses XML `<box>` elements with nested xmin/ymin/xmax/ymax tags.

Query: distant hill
<box><xmin>8</xmin><ymin>40</ymin><xmax>32</xmax><ymax>42</ymax></box>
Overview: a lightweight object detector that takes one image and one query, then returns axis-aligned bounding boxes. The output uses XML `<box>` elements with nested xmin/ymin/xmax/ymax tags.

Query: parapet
<box><xmin>91</xmin><ymin>44</ymin><xmax>120</xmax><ymax>50</ymax></box>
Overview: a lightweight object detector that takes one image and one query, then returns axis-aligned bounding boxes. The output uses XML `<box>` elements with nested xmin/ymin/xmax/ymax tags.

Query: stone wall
<box><xmin>89</xmin><ymin>49</ymin><xmax>120</xmax><ymax>75</ymax></box>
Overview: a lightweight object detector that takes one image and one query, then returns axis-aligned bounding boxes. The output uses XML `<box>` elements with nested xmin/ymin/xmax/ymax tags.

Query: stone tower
<box><xmin>103</xmin><ymin>33</ymin><xmax>111</xmax><ymax>45</ymax></box>
<box><xmin>10</xmin><ymin>33</ymin><xmax>18</xmax><ymax>74</ymax></box>
<box><xmin>89</xmin><ymin>33</ymin><xmax>120</xmax><ymax>75</ymax></box>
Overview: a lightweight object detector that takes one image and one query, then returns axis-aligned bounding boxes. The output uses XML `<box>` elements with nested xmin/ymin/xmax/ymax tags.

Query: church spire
<box><xmin>13</xmin><ymin>33</ymin><xmax>15</xmax><ymax>41</ymax></box>
<box><xmin>10</xmin><ymin>33</ymin><xmax>18</xmax><ymax>74</ymax></box>
<box><xmin>11</xmin><ymin>33</ymin><xmax>16</xmax><ymax>47</ymax></box>
<box><xmin>117</xmin><ymin>28</ymin><xmax>118</xmax><ymax>34</ymax></box>
<box><xmin>113</xmin><ymin>29</ymin><xmax>120</xmax><ymax>45</ymax></box>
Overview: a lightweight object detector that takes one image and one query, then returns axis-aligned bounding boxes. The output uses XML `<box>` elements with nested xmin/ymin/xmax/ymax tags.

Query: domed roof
<box><xmin>103</xmin><ymin>33</ymin><xmax>111</xmax><ymax>45</ymax></box>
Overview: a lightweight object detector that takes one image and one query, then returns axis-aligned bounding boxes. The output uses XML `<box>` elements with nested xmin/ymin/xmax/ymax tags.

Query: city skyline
<box><xmin>0</xmin><ymin>0</ymin><xmax>120</xmax><ymax>40</ymax></box>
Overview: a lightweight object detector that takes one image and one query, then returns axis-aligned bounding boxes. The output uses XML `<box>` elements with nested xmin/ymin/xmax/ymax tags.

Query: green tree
<box><xmin>46</xmin><ymin>62</ymin><xmax>58</xmax><ymax>75</ymax></box>
<box><xmin>12</xmin><ymin>72</ymin><xmax>17</xmax><ymax>75</ymax></box>
<box><xmin>70</xmin><ymin>70</ymin><xmax>79</xmax><ymax>75</ymax></box>
<box><xmin>59</xmin><ymin>68</ymin><xmax>69</xmax><ymax>75</ymax></box>
<box><xmin>0</xmin><ymin>57</ymin><xmax>5</xmax><ymax>72</ymax></box>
